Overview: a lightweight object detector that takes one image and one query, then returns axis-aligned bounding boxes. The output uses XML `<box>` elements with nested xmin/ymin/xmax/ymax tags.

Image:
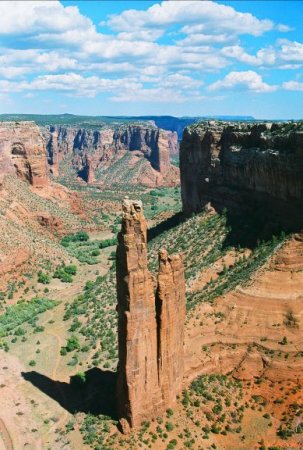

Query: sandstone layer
<box><xmin>116</xmin><ymin>199</ymin><xmax>185</xmax><ymax>431</ymax></box>
<box><xmin>43</xmin><ymin>125</ymin><xmax>179</xmax><ymax>187</ymax></box>
<box><xmin>0</xmin><ymin>121</ymin><xmax>48</xmax><ymax>187</ymax></box>
<box><xmin>180</xmin><ymin>121</ymin><xmax>303</xmax><ymax>221</ymax></box>
<box><xmin>184</xmin><ymin>232</ymin><xmax>303</xmax><ymax>385</ymax></box>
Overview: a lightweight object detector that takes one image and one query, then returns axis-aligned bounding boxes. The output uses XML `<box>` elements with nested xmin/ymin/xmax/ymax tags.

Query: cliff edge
<box><xmin>180</xmin><ymin>121</ymin><xmax>303</xmax><ymax>225</ymax></box>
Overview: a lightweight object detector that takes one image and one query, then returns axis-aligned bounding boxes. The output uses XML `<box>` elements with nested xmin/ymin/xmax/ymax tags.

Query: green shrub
<box><xmin>64</xmin><ymin>335</ymin><xmax>80</xmax><ymax>352</ymax></box>
<box><xmin>64</xmin><ymin>265</ymin><xmax>77</xmax><ymax>276</ymax></box>
<box><xmin>165</xmin><ymin>422</ymin><xmax>174</xmax><ymax>432</ymax></box>
<box><xmin>61</xmin><ymin>231</ymin><xmax>89</xmax><ymax>247</ymax></box>
<box><xmin>71</xmin><ymin>371</ymin><xmax>86</xmax><ymax>387</ymax></box>
<box><xmin>53</xmin><ymin>264</ymin><xmax>76</xmax><ymax>282</ymax></box>
<box><xmin>37</xmin><ymin>271</ymin><xmax>50</xmax><ymax>285</ymax></box>
<box><xmin>0</xmin><ymin>298</ymin><xmax>58</xmax><ymax>338</ymax></box>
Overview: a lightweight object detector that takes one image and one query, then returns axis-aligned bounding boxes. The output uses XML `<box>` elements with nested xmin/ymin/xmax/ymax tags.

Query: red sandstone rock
<box><xmin>116</xmin><ymin>199</ymin><xmax>185</xmax><ymax>431</ymax></box>
<box><xmin>156</xmin><ymin>248</ymin><xmax>186</xmax><ymax>406</ymax></box>
<box><xmin>0</xmin><ymin>122</ymin><xmax>48</xmax><ymax>187</ymax></box>
<box><xmin>36</xmin><ymin>213</ymin><xmax>63</xmax><ymax>234</ymax></box>
<box><xmin>180</xmin><ymin>121</ymin><xmax>303</xmax><ymax>215</ymax></box>
<box><xmin>43</xmin><ymin>125</ymin><xmax>179</xmax><ymax>187</ymax></box>
<box><xmin>116</xmin><ymin>199</ymin><xmax>162</xmax><ymax>430</ymax></box>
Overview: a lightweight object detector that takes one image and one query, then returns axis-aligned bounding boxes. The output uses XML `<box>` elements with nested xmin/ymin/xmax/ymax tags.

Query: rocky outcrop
<box><xmin>116</xmin><ymin>199</ymin><xmax>185</xmax><ymax>431</ymax></box>
<box><xmin>180</xmin><ymin>121</ymin><xmax>303</xmax><ymax>218</ymax></box>
<box><xmin>156</xmin><ymin>249</ymin><xmax>186</xmax><ymax>406</ymax></box>
<box><xmin>0</xmin><ymin>122</ymin><xmax>48</xmax><ymax>187</ymax></box>
<box><xmin>43</xmin><ymin>125</ymin><xmax>179</xmax><ymax>186</ymax></box>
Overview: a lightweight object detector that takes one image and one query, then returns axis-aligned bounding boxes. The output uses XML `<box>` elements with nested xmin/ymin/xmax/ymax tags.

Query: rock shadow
<box><xmin>147</xmin><ymin>211</ymin><xmax>184</xmax><ymax>241</ymax></box>
<box><xmin>221</xmin><ymin>198</ymin><xmax>303</xmax><ymax>250</ymax></box>
<box><xmin>22</xmin><ymin>367</ymin><xmax>117</xmax><ymax>419</ymax></box>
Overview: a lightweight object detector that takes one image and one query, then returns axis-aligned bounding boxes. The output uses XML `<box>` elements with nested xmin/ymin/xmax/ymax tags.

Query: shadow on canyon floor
<box><xmin>148</xmin><ymin>211</ymin><xmax>184</xmax><ymax>241</ymax></box>
<box><xmin>22</xmin><ymin>368</ymin><xmax>117</xmax><ymax>419</ymax></box>
<box><xmin>148</xmin><ymin>202</ymin><xmax>303</xmax><ymax>250</ymax></box>
<box><xmin>222</xmin><ymin>202</ymin><xmax>303</xmax><ymax>249</ymax></box>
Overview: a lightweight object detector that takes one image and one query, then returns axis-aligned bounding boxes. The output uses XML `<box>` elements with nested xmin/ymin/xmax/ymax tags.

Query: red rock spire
<box><xmin>116</xmin><ymin>198</ymin><xmax>186</xmax><ymax>432</ymax></box>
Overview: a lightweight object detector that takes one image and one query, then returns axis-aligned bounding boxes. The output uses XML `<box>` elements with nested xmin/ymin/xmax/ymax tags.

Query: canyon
<box><xmin>43</xmin><ymin>124</ymin><xmax>179</xmax><ymax>187</ymax></box>
<box><xmin>0</xmin><ymin>118</ymin><xmax>302</xmax><ymax>449</ymax></box>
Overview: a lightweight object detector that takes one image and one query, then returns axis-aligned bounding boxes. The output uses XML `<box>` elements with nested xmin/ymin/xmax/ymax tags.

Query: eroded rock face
<box><xmin>180</xmin><ymin>121</ymin><xmax>303</xmax><ymax>216</ymax></box>
<box><xmin>116</xmin><ymin>199</ymin><xmax>185</xmax><ymax>430</ymax></box>
<box><xmin>43</xmin><ymin>125</ymin><xmax>179</xmax><ymax>186</ymax></box>
<box><xmin>0</xmin><ymin>122</ymin><xmax>48</xmax><ymax>187</ymax></box>
<box><xmin>156</xmin><ymin>249</ymin><xmax>186</xmax><ymax>406</ymax></box>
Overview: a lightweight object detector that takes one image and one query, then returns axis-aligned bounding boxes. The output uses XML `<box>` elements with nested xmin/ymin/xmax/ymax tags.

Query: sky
<box><xmin>0</xmin><ymin>0</ymin><xmax>302</xmax><ymax>119</ymax></box>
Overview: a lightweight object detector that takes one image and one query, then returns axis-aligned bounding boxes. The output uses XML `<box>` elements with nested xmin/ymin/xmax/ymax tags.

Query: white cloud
<box><xmin>108</xmin><ymin>1</ymin><xmax>272</xmax><ymax>37</ymax></box>
<box><xmin>0</xmin><ymin>0</ymin><xmax>296</xmax><ymax>106</ymax></box>
<box><xmin>161</xmin><ymin>74</ymin><xmax>202</xmax><ymax>89</ymax></box>
<box><xmin>282</xmin><ymin>80</ymin><xmax>303</xmax><ymax>91</ymax></box>
<box><xmin>208</xmin><ymin>71</ymin><xmax>277</xmax><ymax>93</ymax></box>
<box><xmin>276</xmin><ymin>24</ymin><xmax>293</xmax><ymax>32</ymax></box>
<box><xmin>111</xmin><ymin>87</ymin><xmax>203</xmax><ymax>103</ymax></box>
<box><xmin>0</xmin><ymin>1</ymin><xmax>92</xmax><ymax>35</ymax></box>
<box><xmin>221</xmin><ymin>46</ymin><xmax>260</xmax><ymax>65</ymax></box>
<box><xmin>0</xmin><ymin>73</ymin><xmax>142</xmax><ymax>97</ymax></box>
<box><xmin>221</xmin><ymin>40</ymin><xmax>303</xmax><ymax>69</ymax></box>
<box><xmin>178</xmin><ymin>33</ymin><xmax>236</xmax><ymax>46</ymax></box>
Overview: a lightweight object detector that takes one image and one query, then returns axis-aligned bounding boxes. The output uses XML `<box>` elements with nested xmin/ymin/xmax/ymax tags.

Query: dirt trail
<box><xmin>0</xmin><ymin>419</ymin><xmax>13</xmax><ymax>450</ymax></box>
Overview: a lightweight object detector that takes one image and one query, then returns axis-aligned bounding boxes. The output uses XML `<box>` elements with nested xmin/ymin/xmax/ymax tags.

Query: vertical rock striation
<box><xmin>116</xmin><ymin>199</ymin><xmax>162</xmax><ymax>431</ymax></box>
<box><xmin>43</xmin><ymin>124</ymin><xmax>179</xmax><ymax>187</ymax></box>
<box><xmin>180</xmin><ymin>121</ymin><xmax>303</xmax><ymax>216</ymax></box>
<box><xmin>156</xmin><ymin>249</ymin><xmax>186</xmax><ymax>406</ymax></box>
<box><xmin>116</xmin><ymin>199</ymin><xmax>185</xmax><ymax>431</ymax></box>
<box><xmin>0</xmin><ymin>121</ymin><xmax>48</xmax><ymax>187</ymax></box>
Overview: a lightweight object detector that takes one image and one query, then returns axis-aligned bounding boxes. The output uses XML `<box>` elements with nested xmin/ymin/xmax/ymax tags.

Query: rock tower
<box><xmin>116</xmin><ymin>199</ymin><xmax>186</xmax><ymax>431</ymax></box>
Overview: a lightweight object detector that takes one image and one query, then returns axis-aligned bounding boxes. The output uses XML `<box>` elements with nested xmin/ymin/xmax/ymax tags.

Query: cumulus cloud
<box><xmin>282</xmin><ymin>80</ymin><xmax>303</xmax><ymax>91</ymax></box>
<box><xmin>0</xmin><ymin>0</ymin><xmax>297</xmax><ymax>105</ymax></box>
<box><xmin>221</xmin><ymin>40</ymin><xmax>303</xmax><ymax>69</ymax></box>
<box><xmin>0</xmin><ymin>73</ymin><xmax>141</xmax><ymax>97</ymax></box>
<box><xmin>0</xmin><ymin>1</ymin><xmax>92</xmax><ymax>35</ymax></box>
<box><xmin>108</xmin><ymin>1</ymin><xmax>272</xmax><ymax>37</ymax></box>
<box><xmin>208</xmin><ymin>71</ymin><xmax>277</xmax><ymax>93</ymax></box>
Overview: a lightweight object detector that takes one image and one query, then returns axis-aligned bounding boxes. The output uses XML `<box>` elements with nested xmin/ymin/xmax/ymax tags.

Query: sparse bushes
<box><xmin>61</xmin><ymin>231</ymin><xmax>89</xmax><ymax>247</ymax></box>
<box><xmin>0</xmin><ymin>297</ymin><xmax>58</xmax><ymax>338</ymax></box>
<box><xmin>99</xmin><ymin>238</ymin><xmax>117</xmax><ymax>249</ymax></box>
<box><xmin>37</xmin><ymin>271</ymin><xmax>50</xmax><ymax>284</ymax></box>
<box><xmin>53</xmin><ymin>264</ymin><xmax>77</xmax><ymax>283</ymax></box>
<box><xmin>64</xmin><ymin>335</ymin><xmax>80</xmax><ymax>353</ymax></box>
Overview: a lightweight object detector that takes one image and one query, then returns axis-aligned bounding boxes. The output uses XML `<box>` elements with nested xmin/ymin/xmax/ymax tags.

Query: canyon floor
<box><xmin>0</xmin><ymin>179</ymin><xmax>302</xmax><ymax>450</ymax></box>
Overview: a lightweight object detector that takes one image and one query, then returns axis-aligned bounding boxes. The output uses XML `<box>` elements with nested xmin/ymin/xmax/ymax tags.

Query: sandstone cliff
<box><xmin>43</xmin><ymin>125</ymin><xmax>179</xmax><ymax>187</ymax></box>
<box><xmin>0</xmin><ymin>121</ymin><xmax>48</xmax><ymax>187</ymax></box>
<box><xmin>180</xmin><ymin>121</ymin><xmax>303</xmax><ymax>219</ymax></box>
<box><xmin>116</xmin><ymin>199</ymin><xmax>185</xmax><ymax>431</ymax></box>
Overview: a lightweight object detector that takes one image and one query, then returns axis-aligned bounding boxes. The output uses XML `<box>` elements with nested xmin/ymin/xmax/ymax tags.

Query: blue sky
<box><xmin>0</xmin><ymin>1</ymin><xmax>302</xmax><ymax>118</ymax></box>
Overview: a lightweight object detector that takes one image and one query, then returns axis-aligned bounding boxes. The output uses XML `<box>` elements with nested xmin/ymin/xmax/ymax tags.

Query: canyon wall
<box><xmin>0</xmin><ymin>122</ymin><xmax>48</xmax><ymax>187</ymax></box>
<box><xmin>116</xmin><ymin>199</ymin><xmax>185</xmax><ymax>431</ymax></box>
<box><xmin>180</xmin><ymin>121</ymin><xmax>303</xmax><ymax>219</ymax></box>
<box><xmin>43</xmin><ymin>125</ymin><xmax>179</xmax><ymax>186</ymax></box>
